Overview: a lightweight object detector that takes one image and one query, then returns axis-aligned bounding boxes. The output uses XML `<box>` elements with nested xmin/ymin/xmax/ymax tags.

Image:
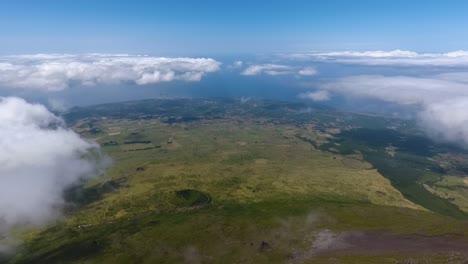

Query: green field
<box><xmin>8</xmin><ymin>99</ymin><xmax>468</xmax><ymax>263</ymax></box>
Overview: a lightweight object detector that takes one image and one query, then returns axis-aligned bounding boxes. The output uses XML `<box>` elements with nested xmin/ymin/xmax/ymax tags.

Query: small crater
<box><xmin>168</xmin><ymin>189</ymin><xmax>211</xmax><ymax>207</ymax></box>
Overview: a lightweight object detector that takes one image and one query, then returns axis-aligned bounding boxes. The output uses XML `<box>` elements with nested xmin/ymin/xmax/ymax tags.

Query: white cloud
<box><xmin>311</xmin><ymin>50</ymin><xmax>419</xmax><ymax>58</ymax></box>
<box><xmin>240</xmin><ymin>96</ymin><xmax>251</xmax><ymax>103</ymax></box>
<box><xmin>436</xmin><ymin>72</ymin><xmax>468</xmax><ymax>83</ymax></box>
<box><xmin>0</xmin><ymin>54</ymin><xmax>221</xmax><ymax>91</ymax></box>
<box><xmin>47</xmin><ymin>98</ymin><xmax>69</xmax><ymax>112</ymax></box>
<box><xmin>298</xmin><ymin>67</ymin><xmax>317</xmax><ymax>76</ymax></box>
<box><xmin>299</xmin><ymin>90</ymin><xmax>330</xmax><ymax>101</ymax></box>
<box><xmin>306</xmin><ymin>73</ymin><xmax>468</xmax><ymax>145</ymax></box>
<box><xmin>419</xmin><ymin>98</ymin><xmax>468</xmax><ymax>145</ymax></box>
<box><xmin>241</xmin><ymin>64</ymin><xmax>293</xmax><ymax>76</ymax></box>
<box><xmin>241</xmin><ymin>64</ymin><xmax>317</xmax><ymax>76</ymax></box>
<box><xmin>232</xmin><ymin>60</ymin><xmax>243</xmax><ymax>68</ymax></box>
<box><xmin>318</xmin><ymin>75</ymin><xmax>468</xmax><ymax>105</ymax></box>
<box><xmin>0</xmin><ymin>97</ymin><xmax>107</xmax><ymax>242</ymax></box>
<box><xmin>288</xmin><ymin>50</ymin><xmax>468</xmax><ymax>66</ymax></box>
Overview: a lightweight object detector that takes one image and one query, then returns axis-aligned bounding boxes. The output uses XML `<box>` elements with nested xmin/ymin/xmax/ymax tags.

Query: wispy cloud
<box><xmin>241</xmin><ymin>64</ymin><xmax>293</xmax><ymax>76</ymax></box>
<box><xmin>298</xmin><ymin>67</ymin><xmax>317</xmax><ymax>76</ymax></box>
<box><xmin>241</xmin><ymin>64</ymin><xmax>317</xmax><ymax>76</ymax></box>
<box><xmin>318</xmin><ymin>75</ymin><xmax>468</xmax><ymax>105</ymax></box>
<box><xmin>231</xmin><ymin>60</ymin><xmax>243</xmax><ymax>68</ymax></box>
<box><xmin>287</xmin><ymin>50</ymin><xmax>468</xmax><ymax>66</ymax></box>
<box><xmin>299</xmin><ymin>90</ymin><xmax>330</xmax><ymax>101</ymax></box>
<box><xmin>0</xmin><ymin>54</ymin><xmax>221</xmax><ymax>91</ymax></box>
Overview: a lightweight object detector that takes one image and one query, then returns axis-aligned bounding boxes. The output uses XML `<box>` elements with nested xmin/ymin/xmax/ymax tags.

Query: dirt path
<box><xmin>315</xmin><ymin>231</ymin><xmax>468</xmax><ymax>255</ymax></box>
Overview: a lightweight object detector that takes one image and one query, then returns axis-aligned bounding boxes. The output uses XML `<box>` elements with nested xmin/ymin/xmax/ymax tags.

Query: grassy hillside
<box><xmin>9</xmin><ymin>99</ymin><xmax>468</xmax><ymax>263</ymax></box>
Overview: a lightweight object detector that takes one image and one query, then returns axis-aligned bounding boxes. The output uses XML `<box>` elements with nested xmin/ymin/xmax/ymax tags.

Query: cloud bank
<box><xmin>307</xmin><ymin>73</ymin><xmax>468</xmax><ymax>145</ymax></box>
<box><xmin>0</xmin><ymin>54</ymin><xmax>221</xmax><ymax>91</ymax></box>
<box><xmin>0</xmin><ymin>97</ymin><xmax>107</xmax><ymax>244</ymax></box>
<box><xmin>318</xmin><ymin>75</ymin><xmax>468</xmax><ymax>105</ymax></box>
<box><xmin>241</xmin><ymin>64</ymin><xmax>317</xmax><ymax>76</ymax></box>
<box><xmin>418</xmin><ymin>98</ymin><xmax>468</xmax><ymax>144</ymax></box>
<box><xmin>288</xmin><ymin>50</ymin><xmax>468</xmax><ymax>66</ymax></box>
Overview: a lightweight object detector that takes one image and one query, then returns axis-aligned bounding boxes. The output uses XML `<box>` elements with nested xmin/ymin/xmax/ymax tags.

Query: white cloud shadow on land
<box><xmin>306</xmin><ymin>73</ymin><xmax>468</xmax><ymax>146</ymax></box>
<box><xmin>0</xmin><ymin>97</ymin><xmax>108</xmax><ymax>250</ymax></box>
<box><xmin>0</xmin><ymin>54</ymin><xmax>221</xmax><ymax>91</ymax></box>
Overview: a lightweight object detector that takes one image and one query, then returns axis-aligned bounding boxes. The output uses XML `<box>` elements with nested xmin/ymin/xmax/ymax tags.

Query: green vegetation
<box><xmin>168</xmin><ymin>189</ymin><xmax>211</xmax><ymax>207</ymax></box>
<box><xmin>322</xmin><ymin>127</ymin><xmax>468</xmax><ymax>218</ymax></box>
<box><xmin>8</xmin><ymin>98</ymin><xmax>468</xmax><ymax>263</ymax></box>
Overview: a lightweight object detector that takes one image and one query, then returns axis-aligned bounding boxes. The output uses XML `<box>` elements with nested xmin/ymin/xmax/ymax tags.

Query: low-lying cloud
<box><xmin>419</xmin><ymin>98</ymin><xmax>468</xmax><ymax>145</ymax></box>
<box><xmin>318</xmin><ymin>75</ymin><xmax>468</xmax><ymax>105</ymax></box>
<box><xmin>0</xmin><ymin>97</ymin><xmax>107</xmax><ymax>250</ymax></box>
<box><xmin>299</xmin><ymin>90</ymin><xmax>330</xmax><ymax>101</ymax></box>
<box><xmin>306</xmin><ymin>73</ymin><xmax>468</xmax><ymax>145</ymax></box>
<box><xmin>288</xmin><ymin>49</ymin><xmax>468</xmax><ymax>66</ymax></box>
<box><xmin>241</xmin><ymin>64</ymin><xmax>317</xmax><ymax>76</ymax></box>
<box><xmin>241</xmin><ymin>64</ymin><xmax>293</xmax><ymax>76</ymax></box>
<box><xmin>288</xmin><ymin>50</ymin><xmax>468</xmax><ymax>146</ymax></box>
<box><xmin>0</xmin><ymin>54</ymin><xmax>221</xmax><ymax>91</ymax></box>
<box><xmin>298</xmin><ymin>67</ymin><xmax>317</xmax><ymax>76</ymax></box>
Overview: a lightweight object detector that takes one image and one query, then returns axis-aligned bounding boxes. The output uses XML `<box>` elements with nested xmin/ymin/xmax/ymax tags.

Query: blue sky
<box><xmin>1</xmin><ymin>0</ymin><xmax>468</xmax><ymax>55</ymax></box>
